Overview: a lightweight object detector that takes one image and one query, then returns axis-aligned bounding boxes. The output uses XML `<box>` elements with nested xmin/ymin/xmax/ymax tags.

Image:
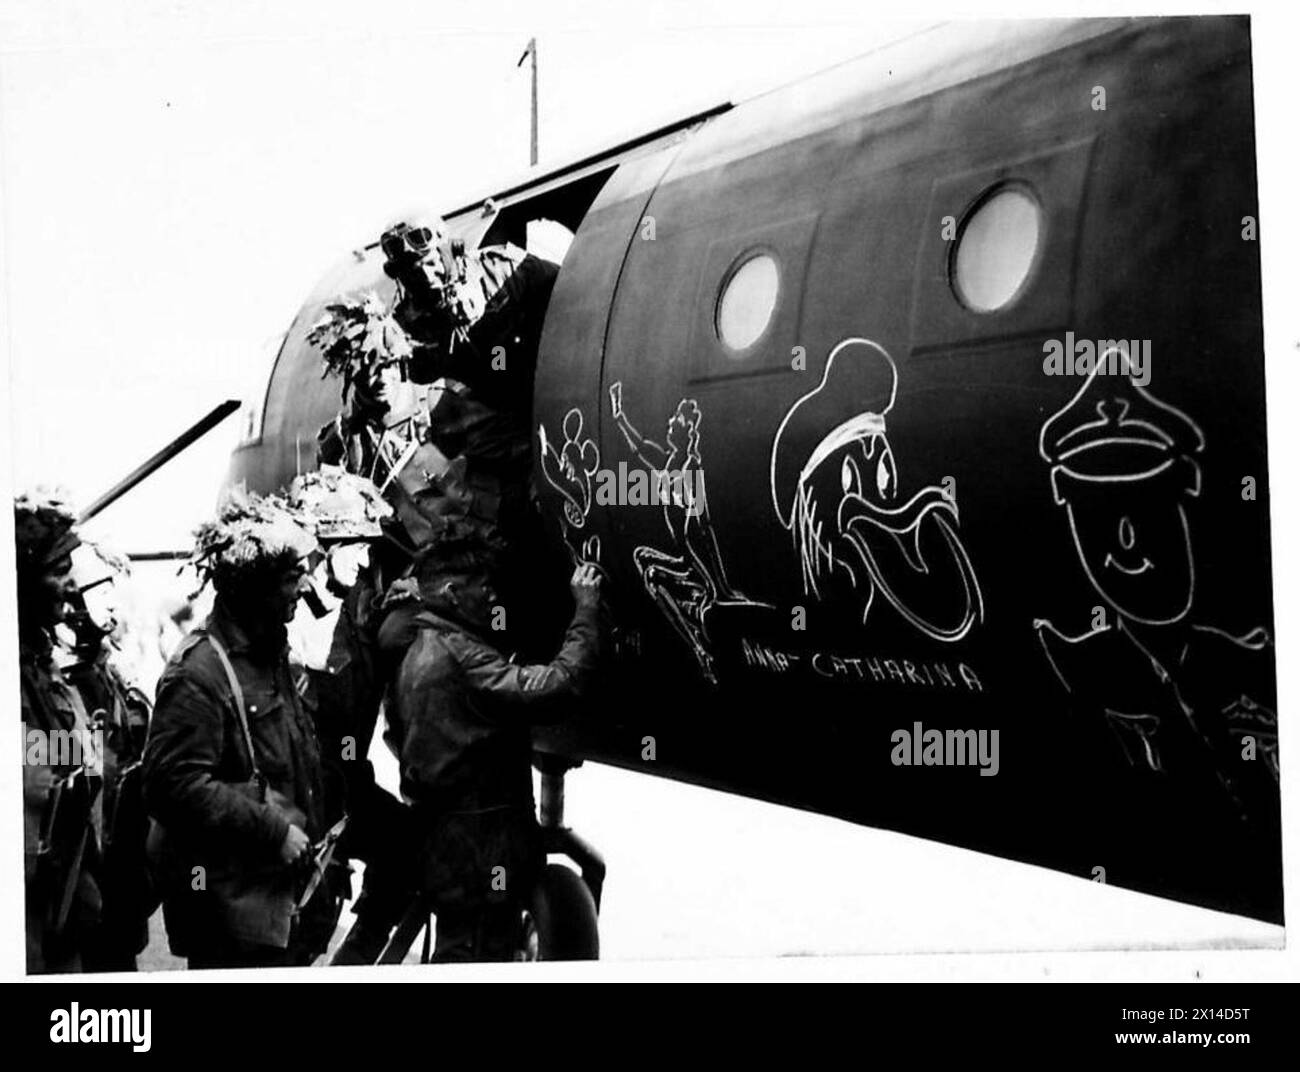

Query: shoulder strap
<box><xmin>205</xmin><ymin>634</ymin><xmax>261</xmax><ymax>782</ymax></box>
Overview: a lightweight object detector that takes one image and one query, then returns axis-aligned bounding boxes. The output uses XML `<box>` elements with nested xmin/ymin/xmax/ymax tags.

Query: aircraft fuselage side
<box><xmin>230</xmin><ymin>18</ymin><xmax>1279</xmax><ymax>922</ymax></box>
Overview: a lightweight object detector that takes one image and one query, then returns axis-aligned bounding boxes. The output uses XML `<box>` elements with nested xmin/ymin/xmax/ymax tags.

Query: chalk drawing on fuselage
<box><xmin>769</xmin><ymin>337</ymin><xmax>984</xmax><ymax>643</ymax></box>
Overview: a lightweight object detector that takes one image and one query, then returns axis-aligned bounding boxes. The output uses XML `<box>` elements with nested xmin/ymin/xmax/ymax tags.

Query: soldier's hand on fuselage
<box><xmin>570</xmin><ymin>563</ymin><xmax>601</xmax><ymax>608</ymax></box>
<box><xmin>279</xmin><ymin>824</ymin><xmax>311</xmax><ymax>866</ymax></box>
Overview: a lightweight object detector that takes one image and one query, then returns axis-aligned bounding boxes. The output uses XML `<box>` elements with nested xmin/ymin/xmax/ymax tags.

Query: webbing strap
<box><xmin>206</xmin><ymin>634</ymin><xmax>261</xmax><ymax>784</ymax></box>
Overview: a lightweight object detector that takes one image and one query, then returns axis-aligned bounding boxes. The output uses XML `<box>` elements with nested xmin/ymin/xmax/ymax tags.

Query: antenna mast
<box><xmin>517</xmin><ymin>37</ymin><xmax>538</xmax><ymax>166</ymax></box>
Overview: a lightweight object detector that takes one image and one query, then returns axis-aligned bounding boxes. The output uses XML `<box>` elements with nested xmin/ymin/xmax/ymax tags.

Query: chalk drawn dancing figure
<box><xmin>769</xmin><ymin>338</ymin><xmax>983</xmax><ymax>642</ymax></box>
<box><xmin>1034</xmin><ymin>351</ymin><xmax>1278</xmax><ymax>820</ymax></box>
<box><xmin>609</xmin><ymin>382</ymin><xmax>761</xmax><ymax>684</ymax></box>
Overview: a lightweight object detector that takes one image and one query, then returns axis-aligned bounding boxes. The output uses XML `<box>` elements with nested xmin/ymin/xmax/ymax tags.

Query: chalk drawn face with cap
<box><xmin>769</xmin><ymin>337</ymin><xmax>983</xmax><ymax>642</ymax></box>
<box><xmin>1039</xmin><ymin>352</ymin><xmax>1204</xmax><ymax>626</ymax></box>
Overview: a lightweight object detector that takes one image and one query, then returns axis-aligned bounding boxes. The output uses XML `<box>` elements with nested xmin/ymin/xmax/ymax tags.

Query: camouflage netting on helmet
<box><xmin>307</xmin><ymin>291</ymin><xmax>413</xmax><ymax>395</ymax></box>
<box><xmin>14</xmin><ymin>488</ymin><xmax>81</xmax><ymax>571</ymax></box>
<box><xmin>288</xmin><ymin>465</ymin><xmax>393</xmax><ymax>541</ymax></box>
<box><xmin>191</xmin><ymin>488</ymin><xmax>318</xmax><ymax>592</ymax></box>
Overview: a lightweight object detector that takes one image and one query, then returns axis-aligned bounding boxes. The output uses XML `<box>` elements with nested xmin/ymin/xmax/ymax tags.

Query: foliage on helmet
<box><xmin>190</xmin><ymin>486</ymin><xmax>318</xmax><ymax>588</ymax></box>
<box><xmin>307</xmin><ymin>292</ymin><xmax>413</xmax><ymax>394</ymax></box>
<box><xmin>13</xmin><ymin>487</ymin><xmax>80</xmax><ymax>570</ymax></box>
<box><xmin>288</xmin><ymin>465</ymin><xmax>393</xmax><ymax>541</ymax></box>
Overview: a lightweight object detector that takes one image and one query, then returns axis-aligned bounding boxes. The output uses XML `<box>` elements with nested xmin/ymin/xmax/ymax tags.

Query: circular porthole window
<box><xmin>716</xmin><ymin>253</ymin><xmax>779</xmax><ymax>352</ymax></box>
<box><xmin>951</xmin><ymin>186</ymin><xmax>1042</xmax><ymax>313</ymax></box>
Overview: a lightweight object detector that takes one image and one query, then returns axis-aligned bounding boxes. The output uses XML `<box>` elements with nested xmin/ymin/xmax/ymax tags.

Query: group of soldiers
<box><xmin>20</xmin><ymin>218</ymin><xmax>605</xmax><ymax>972</ymax></box>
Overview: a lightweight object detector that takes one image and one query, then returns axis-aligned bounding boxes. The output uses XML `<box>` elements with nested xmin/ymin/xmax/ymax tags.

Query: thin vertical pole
<box><xmin>518</xmin><ymin>37</ymin><xmax>538</xmax><ymax>166</ymax></box>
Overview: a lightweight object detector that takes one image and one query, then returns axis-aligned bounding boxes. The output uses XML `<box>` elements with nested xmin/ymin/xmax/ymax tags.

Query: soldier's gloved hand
<box><xmin>570</xmin><ymin>563</ymin><xmax>602</xmax><ymax>608</ymax></box>
<box><xmin>279</xmin><ymin>824</ymin><xmax>312</xmax><ymax>867</ymax></box>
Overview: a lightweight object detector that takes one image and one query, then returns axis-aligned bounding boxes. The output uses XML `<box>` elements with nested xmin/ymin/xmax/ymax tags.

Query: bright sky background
<box><xmin>0</xmin><ymin>3</ymin><xmax>932</xmax><ymax>553</ymax></box>
<box><xmin>2</xmin><ymin>0</ymin><xmax>1299</xmax><ymax>978</ymax></box>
